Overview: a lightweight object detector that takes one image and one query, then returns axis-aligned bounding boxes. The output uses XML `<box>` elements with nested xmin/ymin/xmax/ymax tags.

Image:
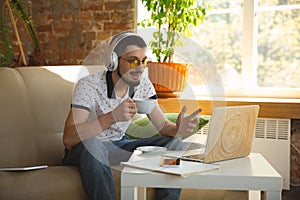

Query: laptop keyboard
<box><xmin>184</xmin><ymin>154</ymin><xmax>205</xmax><ymax>160</ymax></box>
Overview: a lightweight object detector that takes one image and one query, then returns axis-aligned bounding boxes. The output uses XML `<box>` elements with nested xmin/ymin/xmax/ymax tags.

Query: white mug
<box><xmin>134</xmin><ymin>98</ymin><xmax>156</xmax><ymax>114</ymax></box>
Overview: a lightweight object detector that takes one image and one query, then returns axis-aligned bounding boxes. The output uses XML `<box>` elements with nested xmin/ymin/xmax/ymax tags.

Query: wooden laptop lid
<box><xmin>203</xmin><ymin>105</ymin><xmax>260</xmax><ymax>163</ymax></box>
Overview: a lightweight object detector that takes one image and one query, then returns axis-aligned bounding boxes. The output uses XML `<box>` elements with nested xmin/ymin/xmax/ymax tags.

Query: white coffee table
<box><xmin>121</xmin><ymin>152</ymin><xmax>282</xmax><ymax>200</ymax></box>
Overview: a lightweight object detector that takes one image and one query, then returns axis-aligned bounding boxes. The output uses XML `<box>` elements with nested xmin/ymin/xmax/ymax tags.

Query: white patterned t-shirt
<box><xmin>71</xmin><ymin>69</ymin><xmax>157</xmax><ymax>141</ymax></box>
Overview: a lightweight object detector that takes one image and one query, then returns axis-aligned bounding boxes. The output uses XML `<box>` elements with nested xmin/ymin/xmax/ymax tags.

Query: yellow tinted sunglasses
<box><xmin>121</xmin><ymin>57</ymin><xmax>152</xmax><ymax>68</ymax></box>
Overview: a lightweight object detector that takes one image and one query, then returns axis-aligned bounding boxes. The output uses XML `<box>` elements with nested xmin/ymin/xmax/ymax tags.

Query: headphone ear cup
<box><xmin>107</xmin><ymin>51</ymin><xmax>118</xmax><ymax>71</ymax></box>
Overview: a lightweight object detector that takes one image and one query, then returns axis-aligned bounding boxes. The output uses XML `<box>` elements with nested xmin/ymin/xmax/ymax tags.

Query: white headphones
<box><xmin>104</xmin><ymin>32</ymin><xmax>145</xmax><ymax>71</ymax></box>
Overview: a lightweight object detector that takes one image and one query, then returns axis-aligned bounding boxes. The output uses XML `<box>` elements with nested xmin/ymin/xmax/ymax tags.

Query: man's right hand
<box><xmin>112</xmin><ymin>98</ymin><xmax>136</xmax><ymax>122</ymax></box>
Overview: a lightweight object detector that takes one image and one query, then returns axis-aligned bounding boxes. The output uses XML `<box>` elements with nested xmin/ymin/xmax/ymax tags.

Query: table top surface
<box><xmin>121</xmin><ymin>152</ymin><xmax>282</xmax><ymax>191</ymax></box>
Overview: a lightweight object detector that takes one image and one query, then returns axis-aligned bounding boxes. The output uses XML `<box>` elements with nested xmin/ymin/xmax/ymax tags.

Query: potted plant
<box><xmin>138</xmin><ymin>0</ymin><xmax>209</xmax><ymax>96</ymax></box>
<box><xmin>0</xmin><ymin>0</ymin><xmax>45</xmax><ymax>67</ymax></box>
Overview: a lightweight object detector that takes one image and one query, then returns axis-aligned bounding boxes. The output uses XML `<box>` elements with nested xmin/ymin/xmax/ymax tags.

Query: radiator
<box><xmin>199</xmin><ymin>116</ymin><xmax>291</xmax><ymax>190</ymax></box>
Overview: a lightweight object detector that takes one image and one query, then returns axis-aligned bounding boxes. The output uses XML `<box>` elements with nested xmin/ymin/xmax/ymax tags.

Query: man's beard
<box><xmin>117</xmin><ymin>70</ymin><xmax>140</xmax><ymax>87</ymax></box>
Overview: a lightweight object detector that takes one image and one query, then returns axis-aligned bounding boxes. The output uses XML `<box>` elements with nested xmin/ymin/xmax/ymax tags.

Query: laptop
<box><xmin>164</xmin><ymin>105</ymin><xmax>260</xmax><ymax>163</ymax></box>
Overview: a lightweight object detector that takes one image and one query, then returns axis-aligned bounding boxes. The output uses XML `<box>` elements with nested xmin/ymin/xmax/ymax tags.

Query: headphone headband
<box><xmin>104</xmin><ymin>32</ymin><xmax>146</xmax><ymax>71</ymax></box>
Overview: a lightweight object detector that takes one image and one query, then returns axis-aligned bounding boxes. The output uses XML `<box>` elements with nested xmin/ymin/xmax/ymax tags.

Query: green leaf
<box><xmin>0</xmin><ymin>13</ymin><xmax>14</xmax><ymax>67</ymax></box>
<box><xmin>138</xmin><ymin>0</ymin><xmax>209</xmax><ymax>62</ymax></box>
<box><xmin>10</xmin><ymin>0</ymin><xmax>40</xmax><ymax>53</ymax></box>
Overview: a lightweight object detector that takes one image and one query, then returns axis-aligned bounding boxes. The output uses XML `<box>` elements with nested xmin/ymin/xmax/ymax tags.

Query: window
<box><xmin>137</xmin><ymin>0</ymin><xmax>300</xmax><ymax>99</ymax></box>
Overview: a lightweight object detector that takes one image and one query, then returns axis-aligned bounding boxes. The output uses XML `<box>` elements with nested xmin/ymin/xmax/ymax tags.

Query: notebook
<box><xmin>121</xmin><ymin>155</ymin><xmax>219</xmax><ymax>177</ymax></box>
<box><xmin>164</xmin><ymin>105</ymin><xmax>260</xmax><ymax>163</ymax></box>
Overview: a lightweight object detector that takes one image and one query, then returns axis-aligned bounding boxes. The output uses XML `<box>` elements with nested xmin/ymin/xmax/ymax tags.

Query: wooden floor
<box><xmin>282</xmin><ymin>185</ymin><xmax>300</xmax><ymax>200</ymax></box>
<box><xmin>223</xmin><ymin>186</ymin><xmax>300</xmax><ymax>200</ymax></box>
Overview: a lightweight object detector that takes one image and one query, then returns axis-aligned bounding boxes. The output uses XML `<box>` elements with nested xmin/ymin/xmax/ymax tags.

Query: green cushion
<box><xmin>125</xmin><ymin>113</ymin><xmax>209</xmax><ymax>139</ymax></box>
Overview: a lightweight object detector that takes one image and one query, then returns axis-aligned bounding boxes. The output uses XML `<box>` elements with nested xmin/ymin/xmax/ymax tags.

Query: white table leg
<box><xmin>121</xmin><ymin>186</ymin><xmax>137</xmax><ymax>200</ymax></box>
<box><xmin>265</xmin><ymin>191</ymin><xmax>282</xmax><ymax>200</ymax></box>
<box><xmin>248</xmin><ymin>190</ymin><xmax>260</xmax><ymax>200</ymax></box>
<box><xmin>137</xmin><ymin>187</ymin><xmax>147</xmax><ymax>200</ymax></box>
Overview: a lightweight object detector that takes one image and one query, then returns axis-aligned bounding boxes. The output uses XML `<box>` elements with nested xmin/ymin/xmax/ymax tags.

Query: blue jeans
<box><xmin>63</xmin><ymin>135</ymin><xmax>183</xmax><ymax>200</ymax></box>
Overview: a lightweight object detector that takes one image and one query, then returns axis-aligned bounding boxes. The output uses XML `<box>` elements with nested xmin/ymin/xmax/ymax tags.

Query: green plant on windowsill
<box><xmin>139</xmin><ymin>0</ymin><xmax>209</xmax><ymax>63</ymax></box>
<box><xmin>138</xmin><ymin>0</ymin><xmax>210</xmax><ymax>96</ymax></box>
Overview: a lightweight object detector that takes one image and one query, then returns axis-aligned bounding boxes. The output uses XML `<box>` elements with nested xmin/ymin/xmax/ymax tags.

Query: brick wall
<box><xmin>4</xmin><ymin>0</ymin><xmax>136</xmax><ymax>65</ymax></box>
<box><xmin>291</xmin><ymin>119</ymin><xmax>300</xmax><ymax>186</ymax></box>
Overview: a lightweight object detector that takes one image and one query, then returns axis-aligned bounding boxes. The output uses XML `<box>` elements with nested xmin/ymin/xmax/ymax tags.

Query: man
<box><xmin>63</xmin><ymin>31</ymin><xmax>201</xmax><ymax>200</ymax></box>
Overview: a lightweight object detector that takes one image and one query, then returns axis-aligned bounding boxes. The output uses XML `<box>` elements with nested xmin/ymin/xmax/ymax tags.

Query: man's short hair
<box><xmin>110</xmin><ymin>32</ymin><xmax>147</xmax><ymax>56</ymax></box>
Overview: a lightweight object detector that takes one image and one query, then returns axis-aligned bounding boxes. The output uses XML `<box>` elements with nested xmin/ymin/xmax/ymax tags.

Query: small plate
<box><xmin>136</xmin><ymin>146</ymin><xmax>167</xmax><ymax>153</ymax></box>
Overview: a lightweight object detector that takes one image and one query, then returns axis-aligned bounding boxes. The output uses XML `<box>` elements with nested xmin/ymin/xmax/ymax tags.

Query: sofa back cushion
<box><xmin>0</xmin><ymin>68</ymin><xmax>35</xmax><ymax>167</ymax></box>
<box><xmin>0</xmin><ymin>65</ymin><xmax>104</xmax><ymax>167</ymax></box>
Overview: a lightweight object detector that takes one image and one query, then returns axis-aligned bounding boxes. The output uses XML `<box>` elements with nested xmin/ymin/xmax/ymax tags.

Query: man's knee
<box><xmin>82</xmin><ymin>137</ymin><xmax>110</xmax><ymax>165</ymax></box>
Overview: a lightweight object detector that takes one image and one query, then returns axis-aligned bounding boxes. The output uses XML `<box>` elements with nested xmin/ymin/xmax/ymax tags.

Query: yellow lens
<box><xmin>128</xmin><ymin>58</ymin><xmax>151</xmax><ymax>68</ymax></box>
<box><xmin>129</xmin><ymin>59</ymin><xmax>140</xmax><ymax>68</ymax></box>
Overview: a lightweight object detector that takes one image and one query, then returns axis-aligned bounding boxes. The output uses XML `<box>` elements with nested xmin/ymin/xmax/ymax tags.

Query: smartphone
<box><xmin>160</xmin><ymin>156</ymin><xmax>181</xmax><ymax>167</ymax></box>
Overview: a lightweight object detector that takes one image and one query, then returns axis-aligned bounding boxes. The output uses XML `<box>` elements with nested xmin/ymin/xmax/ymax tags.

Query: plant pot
<box><xmin>147</xmin><ymin>62</ymin><xmax>188</xmax><ymax>97</ymax></box>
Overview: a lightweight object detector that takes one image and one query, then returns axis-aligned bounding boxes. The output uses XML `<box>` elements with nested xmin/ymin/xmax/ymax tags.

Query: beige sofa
<box><xmin>0</xmin><ymin>65</ymin><xmax>246</xmax><ymax>200</ymax></box>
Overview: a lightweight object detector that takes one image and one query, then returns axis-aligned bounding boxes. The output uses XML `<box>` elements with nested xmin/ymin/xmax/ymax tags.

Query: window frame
<box><xmin>136</xmin><ymin>0</ymin><xmax>300</xmax><ymax>99</ymax></box>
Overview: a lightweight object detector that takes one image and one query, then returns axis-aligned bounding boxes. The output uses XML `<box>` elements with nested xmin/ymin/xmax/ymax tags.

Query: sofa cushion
<box><xmin>0</xmin><ymin>68</ymin><xmax>35</xmax><ymax>167</ymax></box>
<box><xmin>16</xmin><ymin>67</ymin><xmax>77</xmax><ymax>166</ymax></box>
<box><xmin>0</xmin><ymin>166</ymin><xmax>86</xmax><ymax>200</ymax></box>
<box><xmin>13</xmin><ymin>66</ymin><xmax>104</xmax><ymax>166</ymax></box>
<box><xmin>125</xmin><ymin>113</ymin><xmax>209</xmax><ymax>139</ymax></box>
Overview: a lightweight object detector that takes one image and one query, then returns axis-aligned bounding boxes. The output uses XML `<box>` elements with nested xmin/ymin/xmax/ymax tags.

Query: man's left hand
<box><xmin>176</xmin><ymin>106</ymin><xmax>201</xmax><ymax>136</ymax></box>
